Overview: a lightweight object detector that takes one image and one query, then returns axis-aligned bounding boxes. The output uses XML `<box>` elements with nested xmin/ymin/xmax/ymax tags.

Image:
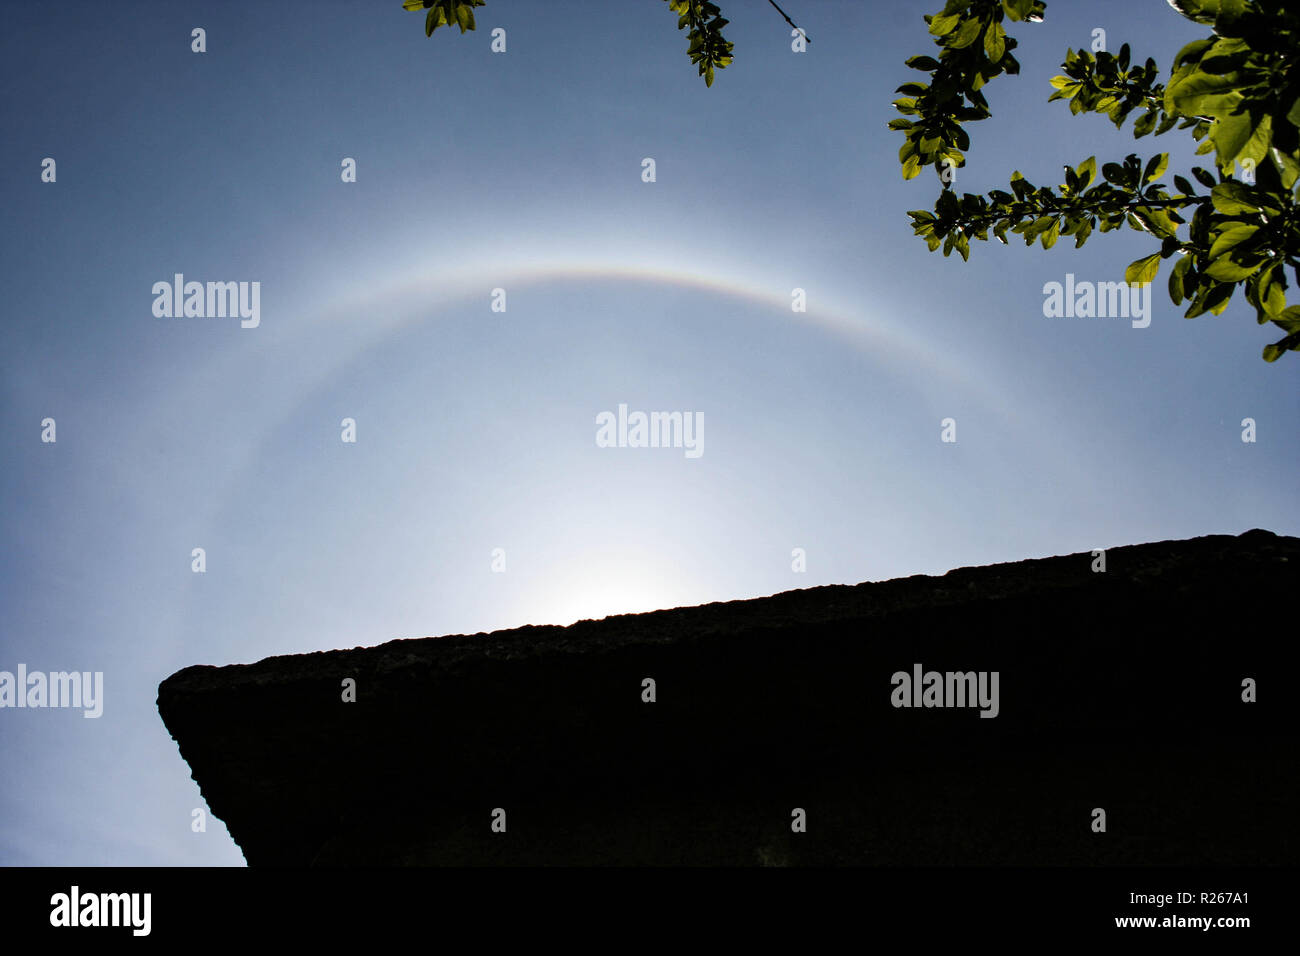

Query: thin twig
<box><xmin>767</xmin><ymin>0</ymin><xmax>810</xmax><ymax>43</ymax></box>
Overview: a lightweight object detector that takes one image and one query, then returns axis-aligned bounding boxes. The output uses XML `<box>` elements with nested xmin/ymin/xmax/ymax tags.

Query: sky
<box><xmin>1</xmin><ymin>1</ymin><xmax>1295</xmax><ymax>866</ymax></box>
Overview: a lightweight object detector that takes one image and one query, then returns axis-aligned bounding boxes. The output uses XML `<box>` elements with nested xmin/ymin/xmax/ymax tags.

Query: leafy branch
<box><xmin>402</xmin><ymin>0</ymin><xmax>484</xmax><ymax>37</ymax></box>
<box><xmin>895</xmin><ymin>0</ymin><xmax>1300</xmax><ymax>362</ymax></box>
<box><xmin>402</xmin><ymin>0</ymin><xmax>809</xmax><ymax>87</ymax></box>
<box><xmin>666</xmin><ymin>0</ymin><xmax>734</xmax><ymax>87</ymax></box>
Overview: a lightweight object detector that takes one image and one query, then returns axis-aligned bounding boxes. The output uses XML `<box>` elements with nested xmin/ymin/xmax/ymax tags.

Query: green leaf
<box><xmin>1102</xmin><ymin>162</ymin><xmax>1126</xmax><ymax>185</ymax></box>
<box><xmin>1234</xmin><ymin>113</ymin><xmax>1272</xmax><ymax>170</ymax></box>
<box><xmin>1003</xmin><ymin>0</ymin><xmax>1034</xmax><ymax>21</ymax></box>
<box><xmin>1271</xmin><ymin>146</ymin><xmax>1300</xmax><ymax>191</ymax></box>
<box><xmin>1206</xmin><ymin>281</ymin><xmax>1235</xmax><ymax>315</ymax></box>
<box><xmin>1169</xmin><ymin>1</ymin><xmax>1225</xmax><ymax>27</ymax></box>
<box><xmin>1204</xmin><ymin>255</ymin><xmax>1260</xmax><ymax>281</ymax></box>
<box><xmin>1125</xmin><ymin>253</ymin><xmax>1162</xmax><ymax>286</ymax></box>
<box><xmin>1272</xmin><ymin>306</ymin><xmax>1300</xmax><ymax>332</ymax></box>
<box><xmin>949</xmin><ymin>18</ymin><xmax>983</xmax><ymax>49</ymax></box>
<box><xmin>1184</xmin><ymin>287</ymin><xmax>1212</xmax><ymax>318</ymax></box>
<box><xmin>1167</xmin><ymin>70</ymin><xmax>1241</xmax><ymax>117</ymax></box>
<box><xmin>1207</xmin><ymin>224</ymin><xmax>1257</xmax><ymax>260</ymax></box>
<box><xmin>1169</xmin><ymin>254</ymin><xmax>1193</xmax><ymax>304</ymax></box>
<box><xmin>1210</xmin><ymin>182</ymin><xmax>1259</xmax><ymax>215</ymax></box>
<box><xmin>929</xmin><ymin>13</ymin><xmax>961</xmax><ymax>35</ymax></box>
<box><xmin>1192</xmin><ymin>166</ymin><xmax>1218</xmax><ymax>189</ymax></box>
<box><xmin>1144</xmin><ymin>153</ymin><xmax>1169</xmax><ymax>184</ymax></box>
<box><xmin>984</xmin><ymin>23</ymin><xmax>1005</xmax><ymax>62</ymax></box>
<box><xmin>1132</xmin><ymin>207</ymin><xmax>1179</xmax><ymax>239</ymax></box>
<box><xmin>1076</xmin><ymin>156</ymin><xmax>1096</xmax><ymax>188</ymax></box>
<box><xmin>906</xmin><ymin>55</ymin><xmax>941</xmax><ymax>71</ymax></box>
<box><xmin>1185</xmin><ymin>277</ymin><xmax>1236</xmax><ymax>319</ymax></box>
<box><xmin>1262</xmin><ymin>270</ymin><xmax>1287</xmax><ymax>318</ymax></box>
<box><xmin>1210</xmin><ymin>109</ymin><xmax>1263</xmax><ymax>169</ymax></box>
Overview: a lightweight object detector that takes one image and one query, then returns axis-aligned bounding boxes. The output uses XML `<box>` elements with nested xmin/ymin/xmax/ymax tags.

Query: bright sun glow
<box><xmin>523</xmin><ymin>564</ymin><xmax>698</xmax><ymax>627</ymax></box>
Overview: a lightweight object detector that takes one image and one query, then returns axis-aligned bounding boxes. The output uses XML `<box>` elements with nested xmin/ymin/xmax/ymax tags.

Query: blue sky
<box><xmin>1</xmin><ymin>1</ymin><xmax>1295</xmax><ymax>865</ymax></box>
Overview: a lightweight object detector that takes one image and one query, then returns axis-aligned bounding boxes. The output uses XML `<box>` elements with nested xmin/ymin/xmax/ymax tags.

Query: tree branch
<box><xmin>767</xmin><ymin>0</ymin><xmax>810</xmax><ymax>43</ymax></box>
